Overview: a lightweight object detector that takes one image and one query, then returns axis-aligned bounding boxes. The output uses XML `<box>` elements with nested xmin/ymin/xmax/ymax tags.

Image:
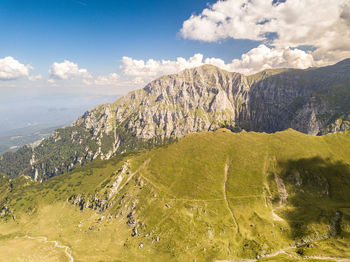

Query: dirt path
<box><xmin>265</xmin><ymin>249</ymin><xmax>350</xmax><ymax>261</ymax></box>
<box><xmin>303</xmin><ymin>255</ymin><xmax>350</xmax><ymax>261</ymax></box>
<box><xmin>259</xmin><ymin>235</ymin><xmax>350</xmax><ymax>261</ymax></box>
<box><xmin>223</xmin><ymin>157</ymin><xmax>240</xmax><ymax>234</ymax></box>
<box><xmin>22</xmin><ymin>235</ymin><xmax>73</xmax><ymax>262</ymax></box>
<box><xmin>147</xmin><ymin>195</ymin><xmax>263</xmax><ymax>202</ymax></box>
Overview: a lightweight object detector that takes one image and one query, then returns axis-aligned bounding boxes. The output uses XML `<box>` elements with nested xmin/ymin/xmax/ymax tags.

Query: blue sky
<box><xmin>0</xmin><ymin>0</ymin><xmax>257</xmax><ymax>75</ymax></box>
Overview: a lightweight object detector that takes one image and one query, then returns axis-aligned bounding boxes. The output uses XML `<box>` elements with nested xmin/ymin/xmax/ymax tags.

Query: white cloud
<box><xmin>49</xmin><ymin>60</ymin><xmax>92</xmax><ymax>80</ymax></box>
<box><xmin>213</xmin><ymin>44</ymin><xmax>316</xmax><ymax>75</ymax></box>
<box><xmin>0</xmin><ymin>56</ymin><xmax>33</xmax><ymax>80</ymax></box>
<box><xmin>94</xmin><ymin>73</ymin><xmax>120</xmax><ymax>86</ymax></box>
<box><xmin>82</xmin><ymin>79</ymin><xmax>92</xmax><ymax>85</ymax></box>
<box><xmin>120</xmin><ymin>54</ymin><xmax>204</xmax><ymax>83</ymax></box>
<box><xmin>121</xmin><ymin>0</ymin><xmax>345</xmax><ymax>83</ymax></box>
<box><xmin>81</xmin><ymin>73</ymin><xmax>120</xmax><ymax>86</ymax></box>
<box><xmin>181</xmin><ymin>0</ymin><xmax>350</xmax><ymax>64</ymax></box>
<box><xmin>29</xmin><ymin>74</ymin><xmax>42</xmax><ymax>81</ymax></box>
<box><xmin>120</xmin><ymin>46</ymin><xmax>315</xmax><ymax>82</ymax></box>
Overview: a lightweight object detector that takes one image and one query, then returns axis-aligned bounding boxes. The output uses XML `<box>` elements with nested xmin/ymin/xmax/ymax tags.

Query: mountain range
<box><xmin>1</xmin><ymin>59</ymin><xmax>350</xmax><ymax>181</ymax></box>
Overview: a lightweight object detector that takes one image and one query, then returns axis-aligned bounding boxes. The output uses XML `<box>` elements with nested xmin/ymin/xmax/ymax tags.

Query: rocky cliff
<box><xmin>1</xmin><ymin>59</ymin><xmax>350</xmax><ymax>180</ymax></box>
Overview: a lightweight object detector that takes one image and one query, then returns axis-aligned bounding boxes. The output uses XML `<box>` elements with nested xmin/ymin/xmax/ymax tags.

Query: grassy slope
<box><xmin>0</xmin><ymin>129</ymin><xmax>350</xmax><ymax>261</ymax></box>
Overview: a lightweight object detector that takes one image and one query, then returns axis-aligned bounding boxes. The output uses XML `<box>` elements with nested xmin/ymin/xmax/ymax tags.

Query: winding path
<box><xmin>264</xmin><ymin>248</ymin><xmax>350</xmax><ymax>261</ymax></box>
<box><xmin>259</xmin><ymin>235</ymin><xmax>350</xmax><ymax>261</ymax></box>
<box><xmin>22</xmin><ymin>235</ymin><xmax>74</xmax><ymax>262</ymax></box>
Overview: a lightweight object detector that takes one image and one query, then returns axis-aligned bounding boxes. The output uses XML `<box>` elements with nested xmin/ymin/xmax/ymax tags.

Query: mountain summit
<box><xmin>1</xmin><ymin>59</ymin><xmax>350</xmax><ymax>180</ymax></box>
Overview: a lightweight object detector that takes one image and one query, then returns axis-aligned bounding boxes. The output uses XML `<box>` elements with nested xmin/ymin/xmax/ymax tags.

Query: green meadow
<box><xmin>0</xmin><ymin>129</ymin><xmax>350</xmax><ymax>261</ymax></box>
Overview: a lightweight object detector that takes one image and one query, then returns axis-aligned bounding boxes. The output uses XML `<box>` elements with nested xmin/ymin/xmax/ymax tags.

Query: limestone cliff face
<box><xmin>1</xmin><ymin>59</ymin><xmax>350</xmax><ymax>180</ymax></box>
<box><xmin>76</xmin><ymin>60</ymin><xmax>350</xmax><ymax>139</ymax></box>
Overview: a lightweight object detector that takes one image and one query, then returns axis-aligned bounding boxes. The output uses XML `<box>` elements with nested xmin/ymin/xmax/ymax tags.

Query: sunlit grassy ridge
<box><xmin>0</xmin><ymin>129</ymin><xmax>350</xmax><ymax>261</ymax></box>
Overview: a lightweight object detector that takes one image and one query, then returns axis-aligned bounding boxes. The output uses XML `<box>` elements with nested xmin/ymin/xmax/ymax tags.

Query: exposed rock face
<box><xmin>1</xmin><ymin>59</ymin><xmax>350</xmax><ymax>180</ymax></box>
<box><xmin>68</xmin><ymin>194</ymin><xmax>111</xmax><ymax>212</ymax></box>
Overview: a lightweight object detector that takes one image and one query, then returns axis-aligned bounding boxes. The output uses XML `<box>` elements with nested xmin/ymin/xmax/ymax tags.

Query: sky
<box><xmin>0</xmin><ymin>0</ymin><xmax>349</xmax><ymax>132</ymax></box>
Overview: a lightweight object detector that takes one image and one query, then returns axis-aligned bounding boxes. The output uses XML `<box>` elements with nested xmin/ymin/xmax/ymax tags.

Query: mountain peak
<box><xmin>196</xmin><ymin>64</ymin><xmax>221</xmax><ymax>70</ymax></box>
<box><xmin>182</xmin><ymin>64</ymin><xmax>228</xmax><ymax>75</ymax></box>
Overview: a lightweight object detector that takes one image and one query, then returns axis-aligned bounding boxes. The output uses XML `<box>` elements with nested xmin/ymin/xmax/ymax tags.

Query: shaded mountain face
<box><xmin>1</xmin><ymin>129</ymin><xmax>350</xmax><ymax>261</ymax></box>
<box><xmin>1</xmin><ymin>59</ymin><xmax>350</xmax><ymax>180</ymax></box>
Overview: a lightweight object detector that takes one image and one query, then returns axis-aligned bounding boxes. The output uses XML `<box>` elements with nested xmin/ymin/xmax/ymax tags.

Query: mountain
<box><xmin>1</xmin><ymin>59</ymin><xmax>350</xmax><ymax>181</ymax></box>
<box><xmin>0</xmin><ymin>129</ymin><xmax>349</xmax><ymax>261</ymax></box>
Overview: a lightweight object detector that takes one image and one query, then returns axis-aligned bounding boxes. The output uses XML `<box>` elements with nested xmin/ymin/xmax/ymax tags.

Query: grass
<box><xmin>0</xmin><ymin>235</ymin><xmax>68</xmax><ymax>262</ymax></box>
<box><xmin>0</xmin><ymin>128</ymin><xmax>350</xmax><ymax>261</ymax></box>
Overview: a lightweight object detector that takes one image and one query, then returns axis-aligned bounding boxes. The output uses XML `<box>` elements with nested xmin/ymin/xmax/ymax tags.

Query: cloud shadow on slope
<box><xmin>274</xmin><ymin>157</ymin><xmax>350</xmax><ymax>240</ymax></box>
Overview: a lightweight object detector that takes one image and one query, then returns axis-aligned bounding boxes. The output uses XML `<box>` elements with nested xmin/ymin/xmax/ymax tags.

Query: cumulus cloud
<box><xmin>81</xmin><ymin>73</ymin><xmax>120</xmax><ymax>86</ymax></box>
<box><xmin>120</xmin><ymin>46</ymin><xmax>315</xmax><ymax>81</ymax></box>
<box><xmin>181</xmin><ymin>0</ymin><xmax>350</xmax><ymax>64</ymax></box>
<box><xmin>49</xmin><ymin>60</ymin><xmax>92</xmax><ymax>80</ymax></box>
<box><xmin>29</xmin><ymin>74</ymin><xmax>43</xmax><ymax>81</ymax></box>
<box><xmin>0</xmin><ymin>56</ymin><xmax>33</xmax><ymax>80</ymax></box>
<box><xmin>213</xmin><ymin>44</ymin><xmax>316</xmax><ymax>75</ymax></box>
<box><xmin>120</xmin><ymin>54</ymin><xmax>204</xmax><ymax>83</ymax></box>
<box><xmin>82</xmin><ymin>79</ymin><xmax>92</xmax><ymax>85</ymax></box>
<box><xmin>94</xmin><ymin>73</ymin><xmax>120</xmax><ymax>86</ymax></box>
